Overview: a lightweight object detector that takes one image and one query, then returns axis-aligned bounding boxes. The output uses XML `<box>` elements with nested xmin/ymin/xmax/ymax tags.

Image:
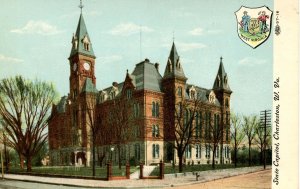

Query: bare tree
<box><xmin>242</xmin><ymin>115</ymin><xmax>258</xmax><ymax>166</ymax></box>
<box><xmin>173</xmin><ymin>99</ymin><xmax>201</xmax><ymax>172</ymax></box>
<box><xmin>230</xmin><ymin>113</ymin><xmax>245</xmax><ymax>167</ymax></box>
<box><xmin>209</xmin><ymin>111</ymin><xmax>224</xmax><ymax>169</ymax></box>
<box><xmin>254</xmin><ymin>124</ymin><xmax>271</xmax><ymax>165</ymax></box>
<box><xmin>104</xmin><ymin>98</ymin><xmax>134</xmax><ymax>169</ymax></box>
<box><xmin>0</xmin><ymin>76</ymin><xmax>57</xmax><ymax>172</ymax></box>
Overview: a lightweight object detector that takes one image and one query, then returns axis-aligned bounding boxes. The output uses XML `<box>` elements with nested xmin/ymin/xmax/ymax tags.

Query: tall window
<box><xmin>196</xmin><ymin>144</ymin><xmax>201</xmax><ymax>159</ymax></box>
<box><xmin>215</xmin><ymin>146</ymin><xmax>219</xmax><ymax>158</ymax></box>
<box><xmin>185</xmin><ymin>145</ymin><xmax>191</xmax><ymax>159</ymax></box>
<box><xmin>152</xmin><ymin>144</ymin><xmax>159</xmax><ymax>158</ymax></box>
<box><xmin>135</xmin><ymin>125</ymin><xmax>140</xmax><ymax>137</ymax></box>
<box><xmin>205</xmin><ymin>144</ymin><xmax>210</xmax><ymax>158</ymax></box>
<box><xmin>133</xmin><ymin>103</ymin><xmax>140</xmax><ymax>118</ymax></box>
<box><xmin>126</xmin><ymin>89</ymin><xmax>132</xmax><ymax>99</ymax></box>
<box><xmin>152</xmin><ymin>101</ymin><xmax>159</xmax><ymax>117</ymax></box>
<box><xmin>152</xmin><ymin>125</ymin><xmax>159</xmax><ymax>138</ymax></box>
<box><xmin>177</xmin><ymin>86</ymin><xmax>182</xmax><ymax>97</ymax></box>
<box><xmin>135</xmin><ymin>144</ymin><xmax>140</xmax><ymax>160</ymax></box>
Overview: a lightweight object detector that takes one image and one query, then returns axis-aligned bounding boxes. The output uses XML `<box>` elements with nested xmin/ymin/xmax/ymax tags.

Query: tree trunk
<box><xmin>92</xmin><ymin>139</ymin><xmax>96</xmax><ymax>176</ymax></box>
<box><xmin>19</xmin><ymin>154</ymin><xmax>24</xmax><ymax>170</ymax></box>
<box><xmin>178</xmin><ymin>155</ymin><xmax>183</xmax><ymax>173</ymax></box>
<box><xmin>234</xmin><ymin>140</ymin><xmax>237</xmax><ymax>167</ymax></box>
<box><xmin>26</xmin><ymin>155</ymin><xmax>32</xmax><ymax>172</ymax></box>
<box><xmin>118</xmin><ymin>145</ymin><xmax>121</xmax><ymax>170</ymax></box>
<box><xmin>212</xmin><ymin>145</ymin><xmax>216</xmax><ymax>169</ymax></box>
<box><xmin>248</xmin><ymin>142</ymin><xmax>251</xmax><ymax>167</ymax></box>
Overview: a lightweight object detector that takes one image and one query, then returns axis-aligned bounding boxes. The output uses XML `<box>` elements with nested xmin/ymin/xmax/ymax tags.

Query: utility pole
<box><xmin>260</xmin><ymin>110</ymin><xmax>271</xmax><ymax>169</ymax></box>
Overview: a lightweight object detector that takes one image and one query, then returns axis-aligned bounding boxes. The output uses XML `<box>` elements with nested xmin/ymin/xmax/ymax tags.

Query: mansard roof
<box><xmin>131</xmin><ymin>59</ymin><xmax>162</xmax><ymax>92</ymax></box>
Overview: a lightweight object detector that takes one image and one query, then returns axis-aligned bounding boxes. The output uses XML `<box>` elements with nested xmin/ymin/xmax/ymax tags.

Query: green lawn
<box><xmin>150</xmin><ymin>163</ymin><xmax>261</xmax><ymax>176</ymax></box>
<box><xmin>8</xmin><ymin>166</ymin><xmax>138</xmax><ymax>178</ymax></box>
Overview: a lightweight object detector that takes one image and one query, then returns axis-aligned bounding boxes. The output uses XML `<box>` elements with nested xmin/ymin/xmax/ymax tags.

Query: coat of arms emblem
<box><xmin>235</xmin><ymin>6</ymin><xmax>273</xmax><ymax>48</ymax></box>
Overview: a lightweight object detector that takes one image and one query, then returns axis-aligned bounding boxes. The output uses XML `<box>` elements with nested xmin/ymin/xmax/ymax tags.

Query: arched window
<box><xmin>152</xmin><ymin>101</ymin><xmax>159</xmax><ymax>117</ymax></box>
<box><xmin>152</xmin><ymin>125</ymin><xmax>159</xmax><ymax>138</ymax></box>
<box><xmin>185</xmin><ymin>145</ymin><xmax>191</xmax><ymax>159</ymax></box>
<box><xmin>152</xmin><ymin>102</ymin><xmax>155</xmax><ymax>117</ymax></box>
<box><xmin>152</xmin><ymin>144</ymin><xmax>159</xmax><ymax>158</ymax></box>
<box><xmin>196</xmin><ymin>144</ymin><xmax>201</xmax><ymax>159</ymax></box>
<box><xmin>155</xmin><ymin>102</ymin><xmax>159</xmax><ymax>117</ymax></box>
<box><xmin>177</xmin><ymin>86</ymin><xmax>182</xmax><ymax>97</ymax></box>
<box><xmin>126</xmin><ymin>89</ymin><xmax>132</xmax><ymax>99</ymax></box>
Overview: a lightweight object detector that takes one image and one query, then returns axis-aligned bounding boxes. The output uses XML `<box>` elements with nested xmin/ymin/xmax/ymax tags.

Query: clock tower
<box><xmin>69</xmin><ymin>12</ymin><xmax>96</xmax><ymax>99</ymax></box>
<box><xmin>67</xmin><ymin>7</ymin><xmax>97</xmax><ymax>167</ymax></box>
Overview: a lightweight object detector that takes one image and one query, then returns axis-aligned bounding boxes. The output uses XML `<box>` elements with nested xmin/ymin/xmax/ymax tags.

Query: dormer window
<box><xmin>191</xmin><ymin>90</ymin><xmax>196</xmax><ymax>99</ymax></box>
<box><xmin>217</xmin><ymin>75</ymin><xmax>221</xmax><ymax>87</ymax></box>
<box><xmin>209</xmin><ymin>92</ymin><xmax>216</xmax><ymax>103</ymax></box>
<box><xmin>224</xmin><ymin>75</ymin><xmax>228</xmax><ymax>85</ymax></box>
<box><xmin>189</xmin><ymin>86</ymin><xmax>196</xmax><ymax>99</ymax></box>
<box><xmin>82</xmin><ymin>35</ymin><xmax>90</xmax><ymax>51</ymax></box>
<box><xmin>72</xmin><ymin>34</ymin><xmax>78</xmax><ymax>50</ymax></box>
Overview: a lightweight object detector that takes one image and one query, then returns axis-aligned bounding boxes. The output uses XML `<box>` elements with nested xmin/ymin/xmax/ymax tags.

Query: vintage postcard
<box><xmin>0</xmin><ymin>0</ymin><xmax>298</xmax><ymax>188</ymax></box>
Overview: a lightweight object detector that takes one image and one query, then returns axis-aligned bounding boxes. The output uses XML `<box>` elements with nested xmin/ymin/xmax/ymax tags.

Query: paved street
<box><xmin>168</xmin><ymin>169</ymin><xmax>271</xmax><ymax>189</ymax></box>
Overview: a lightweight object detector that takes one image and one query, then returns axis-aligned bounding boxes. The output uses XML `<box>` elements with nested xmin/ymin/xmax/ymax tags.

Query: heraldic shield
<box><xmin>235</xmin><ymin>6</ymin><xmax>273</xmax><ymax>48</ymax></box>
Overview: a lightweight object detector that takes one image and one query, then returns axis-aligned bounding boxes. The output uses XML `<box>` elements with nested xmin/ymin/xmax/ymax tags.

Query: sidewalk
<box><xmin>4</xmin><ymin>166</ymin><xmax>270</xmax><ymax>188</ymax></box>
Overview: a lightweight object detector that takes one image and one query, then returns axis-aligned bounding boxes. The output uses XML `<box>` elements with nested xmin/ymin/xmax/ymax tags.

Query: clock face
<box><xmin>83</xmin><ymin>62</ymin><xmax>90</xmax><ymax>70</ymax></box>
<box><xmin>73</xmin><ymin>63</ymin><xmax>77</xmax><ymax>71</ymax></box>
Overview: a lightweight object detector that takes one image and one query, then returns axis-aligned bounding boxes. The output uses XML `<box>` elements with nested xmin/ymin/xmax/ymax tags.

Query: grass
<box><xmin>8</xmin><ymin>165</ymin><xmax>138</xmax><ymax>178</ymax></box>
<box><xmin>150</xmin><ymin>163</ymin><xmax>261</xmax><ymax>176</ymax></box>
<box><xmin>239</xmin><ymin>28</ymin><xmax>269</xmax><ymax>40</ymax></box>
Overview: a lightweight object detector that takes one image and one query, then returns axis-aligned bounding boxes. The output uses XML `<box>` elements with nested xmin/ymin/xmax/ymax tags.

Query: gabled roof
<box><xmin>82</xmin><ymin>78</ymin><xmax>98</xmax><ymax>93</ymax></box>
<box><xmin>213</xmin><ymin>57</ymin><xmax>231</xmax><ymax>92</ymax></box>
<box><xmin>163</xmin><ymin>42</ymin><xmax>186</xmax><ymax>80</ymax></box>
<box><xmin>69</xmin><ymin>13</ymin><xmax>95</xmax><ymax>58</ymax></box>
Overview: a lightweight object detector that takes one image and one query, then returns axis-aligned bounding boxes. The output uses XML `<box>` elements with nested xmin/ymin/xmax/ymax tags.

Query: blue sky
<box><xmin>0</xmin><ymin>0</ymin><xmax>273</xmax><ymax>115</ymax></box>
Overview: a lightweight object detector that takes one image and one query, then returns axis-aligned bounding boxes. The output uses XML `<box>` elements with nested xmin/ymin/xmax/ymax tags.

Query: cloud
<box><xmin>239</xmin><ymin>57</ymin><xmax>267</xmax><ymax>66</ymax></box>
<box><xmin>109</xmin><ymin>23</ymin><xmax>154</xmax><ymax>36</ymax></box>
<box><xmin>189</xmin><ymin>27</ymin><xmax>222</xmax><ymax>36</ymax></box>
<box><xmin>98</xmin><ymin>55</ymin><xmax>123</xmax><ymax>64</ymax></box>
<box><xmin>188</xmin><ymin>27</ymin><xmax>204</xmax><ymax>36</ymax></box>
<box><xmin>11</xmin><ymin>20</ymin><xmax>63</xmax><ymax>35</ymax></box>
<box><xmin>0</xmin><ymin>54</ymin><xmax>23</xmax><ymax>63</ymax></box>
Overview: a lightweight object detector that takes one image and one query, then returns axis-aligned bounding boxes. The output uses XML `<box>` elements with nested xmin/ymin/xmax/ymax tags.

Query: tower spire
<box><xmin>79</xmin><ymin>0</ymin><xmax>84</xmax><ymax>14</ymax></box>
<box><xmin>213</xmin><ymin>57</ymin><xmax>231</xmax><ymax>91</ymax></box>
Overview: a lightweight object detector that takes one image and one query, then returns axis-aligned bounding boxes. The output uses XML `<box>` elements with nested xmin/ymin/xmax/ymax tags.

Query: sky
<box><xmin>0</xmin><ymin>0</ymin><xmax>273</xmax><ymax>115</ymax></box>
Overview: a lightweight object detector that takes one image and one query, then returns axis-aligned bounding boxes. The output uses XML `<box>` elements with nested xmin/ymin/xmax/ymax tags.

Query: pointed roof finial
<box><xmin>172</xmin><ymin>31</ymin><xmax>175</xmax><ymax>42</ymax></box>
<box><xmin>79</xmin><ymin>0</ymin><xmax>84</xmax><ymax>14</ymax></box>
<box><xmin>220</xmin><ymin>56</ymin><xmax>223</xmax><ymax>62</ymax></box>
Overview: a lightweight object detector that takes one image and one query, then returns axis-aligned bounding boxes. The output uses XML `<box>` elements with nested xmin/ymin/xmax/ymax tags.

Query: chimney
<box><xmin>112</xmin><ymin>82</ymin><xmax>118</xmax><ymax>87</ymax></box>
<box><xmin>155</xmin><ymin>63</ymin><xmax>159</xmax><ymax>70</ymax></box>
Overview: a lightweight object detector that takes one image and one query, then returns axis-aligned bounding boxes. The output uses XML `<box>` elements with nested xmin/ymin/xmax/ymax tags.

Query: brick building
<box><xmin>48</xmin><ymin>12</ymin><xmax>232</xmax><ymax>166</ymax></box>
